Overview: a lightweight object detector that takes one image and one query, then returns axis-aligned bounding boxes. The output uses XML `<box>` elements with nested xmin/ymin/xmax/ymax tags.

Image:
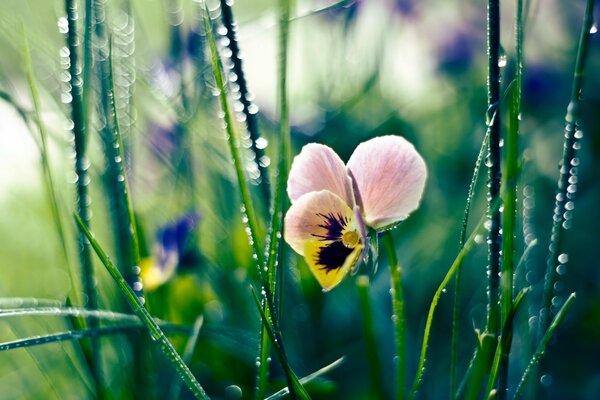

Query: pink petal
<box><xmin>287</xmin><ymin>143</ymin><xmax>353</xmax><ymax>206</ymax></box>
<box><xmin>347</xmin><ymin>135</ymin><xmax>427</xmax><ymax>230</ymax></box>
<box><xmin>284</xmin><ymin>190</ymin><xmax>355</xmax><ymax>256</ymax></box>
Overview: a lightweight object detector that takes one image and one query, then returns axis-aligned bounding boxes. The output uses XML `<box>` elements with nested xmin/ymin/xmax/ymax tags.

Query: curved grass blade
<box><xmin>265</xmin><ymin>357</ymin><xmax>345</xmax><ymax>400</ymax></box>
<box><xmin>384</xmin><ymin>232</ymin><xmax>406</xmax><ymax>400</ymax></box>
<box><xmin>168</xmin><ymin>315</ymin><xmax>205</xmax><ymax>400</ymax></box>
<box><xmin>539</xmin><ymin>0</ymin><xmax>596</xmax><ymax>336</ymax></box>
<box><xmin>251</xmin><ymin>287</ymin><xmax>311</xmax><ymax>400</ymax></box>
<box><xmin>513</xmin><ymin>293</ymin><xmax>576</xmax><ymax>400</ymax></box>
<box><xmin>21</xmin><ymin>26</ymin><xmax>81</xmax><ymax>307</ymax></box>
<box><xmin>0</xmin><ymin>323</ymin><xmax>192</xmax><ymax>352</ymax></box>
<box><xmin>0</xmin><ymin>298</ymin><xmax>64</xmax><ymax>308</ymax></box>
<box><xmin>410</xmin><ymin>198</ymin><xmax>502</xmax><ymax>400</ymax></box>
<box><xmin>450</xmin><ymin>128</ymin><xmax>490</xmax><ymax>397</ymax></box>
<box><xmin>485</xmin><ymin>287</ymin><xmax>529</xmax><ymax>399</ymax></box>
<box><xmin>75</xmin><ymin>215</ymin><xmax>210</xmax><ymax>400</ymax></box>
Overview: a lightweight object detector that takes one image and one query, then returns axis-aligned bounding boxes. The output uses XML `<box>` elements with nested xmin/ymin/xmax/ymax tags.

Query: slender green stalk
<box><xmin>65</xmin><ymin>0</ymin><xmax>100</xmax><ymax>392</ymax></box>
<box><xmin>486</xmin><ymin>288</ymin><xmax>529</xmax><ymax>399</ymax></box>
<box><xmin>251</xmin><ymin>288</ymin><xmax>311</xmax><ymax>400</ymax></box>
<box><xmin>497</xmin><ymin>0</ymin><xmax>524</xmax><ymax>397</ymax></box>
<box><xmin>219</xmin><ymin>0</ymin><xmax>271</xmax><ymax>205</ymax></box>
<box><xmin>0</xmin><ymin>307</ymin><xmax>174</xmax><ymax>324</ymax></box>
<box><xmin>256</xmin><ymin>0</ymin><xmax>293</xmax><ymax>396</ymax></box>
<box><xmin>485</xmin><ymin>0</ymin><xmax>502</xmax><ymax>340</ymax></box>
<box><xmin>356</xmin><ymin>276</ymin><xmax>386</xmax><ymax>399</ymax></box>
<box><xmin>0</xmin><ymin>298</ymin><xmax>63</xmax><ymax>308</ymax></box>
<box><xmin>539</xmin><ymin>0</ymin><xmax>596</xmax><ymax>335</ymax></box>
<box><xmin>450</xmin><ymin>129</ymin><xmax>490</xmax><ymax>397</ymax></box>
<box><xmin>107</xmin><ymin>40</ymin><xmax>144</xmax><ymax>301</ymax></box>
<box><xmin>265</xmin><ymin>357</ymin><xmax>345</xmax><ymax>400</ymax></box>
<box><xmin>384</xmin><ymin>232</ymin><xmax>406</xmax><ymax>400</ymax></box>
<box><xmin>75</xmin><ymin>215</ymin><xmax>210</xmax><ymax>400</ymax></box>
<box><xmin>21</xmin><ymin>28</ymin><xmax>80</xmax><ymax>306</ymax></box>
<box><xmin>0</xmin><ymin>323</ymin><xmax>191</xmax><ymax>352</ymax></box>
<box><xmin>169</xmin><ymin>316</ymin><xmax>205</xmax><ymax>400</ymax></box>
<box><xmin>514</xmin><ymin>293</ymin><xmax>576</xmax><ymax>400</ymax></box>
<box><xmin>201</xmin><ymin>0</ymin><xmax>264</xmax><ymax>269</ymax></box>
<box><xmin>410</xmin><ymin>199</ymin><xmax>501</xmax><ymax>399</ymax></box>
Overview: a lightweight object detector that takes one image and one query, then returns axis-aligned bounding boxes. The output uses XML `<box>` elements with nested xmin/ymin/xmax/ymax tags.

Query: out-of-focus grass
<box><xmin>0</xmin><ymin>0</ymin><xmax>599</xmax><ymax>399</ymax></box>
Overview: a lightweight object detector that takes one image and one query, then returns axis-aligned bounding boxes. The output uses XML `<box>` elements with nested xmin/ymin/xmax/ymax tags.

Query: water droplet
<box><xmin>556</xmin><ymin>264</ymin><xmax>567</xmax><ymax>275</ymax></box>
<box><xmin>498</xmin><ymin>53</ymin><xmax>507</xmax><ymax>68</ymax></box>
<box><xmin>540</xmin><ymin>374</ymin><xmax>553</xmax><ymax>387</ymax></box>
<box><xmin>557</xmin><ymin>253</ymin><xmax>568</xmax><ymax>263</ymax></box>
<box><xmin>57</xmin><ymin>17</ymin><xmax>69</xmax><ymax>34</ymax></box>
<box><xmin>224</xmin><ymin>385</ymin><xmax>243</xmax><ymax>400</ymax></box>
<box><xmin>590</xmin><ymin>24</ymin><xmax>598</xmax><ymax>34</ymax></box>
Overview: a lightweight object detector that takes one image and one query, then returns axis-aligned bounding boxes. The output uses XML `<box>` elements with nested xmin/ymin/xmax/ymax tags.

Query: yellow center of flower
<box><xmin>342</xmin><ymin>231</ymin><xmax>359</xmax><ymax>248</ymax></box>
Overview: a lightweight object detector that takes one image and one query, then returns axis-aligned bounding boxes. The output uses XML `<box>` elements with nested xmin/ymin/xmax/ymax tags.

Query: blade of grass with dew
<box><xmin>168</xmin><ymin>315</ymin><xmax>205</xmax><ymax>400</ymax></box>
<box><xmin>107</xmin><ymin>38</ymin><xmax>144</xmax><ymax>301</ymax></box>
<box><xmin>0</xmin><ymin>323</ymin><xmax>192</xmax><ymax>352</ymax></box>
<box><xmin>498</xmin><ymin>0</ymin><xmax>524</xmax><ymax>395</ymax></box>
<box><xmin>256</xmin><ymin>0</ymin><xmax>294</xmax><ymax>396</ymax></box>
<box><xmin>450</xmin><ymin>128</ymin><xmax>490</xmax><ymax>398</ymax></box>
<box><xmin>485</xmin><ymin>287</ymin><xmax>529</xmax><ymax>399</ymax></box>
<box><xmin>251</xmin><ymin>288</ymin><xmax>311</xmax><ymax>400</ymax></box>
<box><xmin>384</xmin><ymin>231</ymin><xmax>406</xmax><ymax>400</ymax></box>
<box><xmin>75</xmin><ymin>215</ymin><xmax>210</xmax><ymax>400</ymax></box>
<box><xmin>514</xmin><ymin>293</ymin><xmax>576</xmax><ymax>400</ymax></box>
<box><xmin>539</xmin><ymin>0</ymin><xmax>596</xmax><ymax>337</ymax></box>
<box><xmin>409</xmin><ymin>198</ymin><xmax>502</xmax><ymax>400</ymax></box>
<box><xmin>219</xmin><ymin>0</ymin><xmax>271</xmax><ymax>205</ymax></box>
<box><xmin>356</xmin><ymin>276</ymin><xmax>386</xmax><ymax>399</ymax></box>
<box><xmin>265</xmin><ymin>357</ymin><xmax>346</xmax><ymax>400</ymax></box>
<box><xmin>0</xmin><ymin>298</ymin><xmax>64</xmax><ymax>308</ymax></box>
<box><xmin>485</xmin><ymin>0</ymin><xmax>502</xmax><ymax>345</ymax></box>
<box><xmin>65</xmin><ymin>0</ymin><xmax>101</xmax><ymax>393</ymax></box>
<box><xmin>21</xmin><ymin>25</ymin><xmax>80</xmax><ymax>307</ymax></box>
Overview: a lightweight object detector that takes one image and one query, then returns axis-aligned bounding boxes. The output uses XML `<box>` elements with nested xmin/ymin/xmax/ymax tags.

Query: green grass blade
<box><xmin>450</xmin><ymin>128</ymin><xmax>490</xmax><ymax>397</ymax></box>
<box><xmin>201</xmin><ymin>1</ymin><xmax>264</xmax><ymax>270</ymax></box>
<box><xmin>251</xmin><ymin>288</ymin><xmax>311</xmax><ymax>400</ymax></box>
<box><xmin>74</xmin><ymin>215</ymin><xmax>210</xmax><ymax>400</ymax></box>
<box><xmin>21</xmin><ymin>26</ymin><xmax>81</xmax><ymax>307</ymax></box>
<box><xmin>539</xmin><ymin>0</ymin><xmax>596</xmax><ymax>336</ymax></box>
<box><xmin>265</xmin><ymin>357</ymin><xmax>345</xmax><ymax>400</ymax></box>
<box><xmin>169</xmin><ymin>316</ymin><xmax>205</xmax><ymax>400</ymax></box>
<box><xmin>410</xmin><ymin>198</ymin><xmax>502</xmax><ymax>400</ymax></box>
<box><xmin>219</xmin><ymin>0</ymin><xmax>271</xmax><ymax>205</ymax></box>
<box><xmin>384</xmin><ymin>232</ymin><xmax>406</xmax><ymax>400</ymax></box>
<box><xmin>0</xmin><ymin>298</ymin><xmax>64</xmax><ymax>308</ymax></box>
<box><xmin>356</xmin><ymin>276</ymin><xmax>386</xmax><ymax>399</ymax></box>
<box><xmin>486</xmin><ymin>288</ymin><xmax>529</xmax><ymax>399</ymax></box>
<box><xmin>0</xmin><ymin>323</ymin><xmax>191</xmax><ymax>352</ymax></box>
<box><xmin>497</xmin><ymin>1</ymin><xmax>524</xmax><ymax>397</ymax></box>
<box><xmin>513</xmin><ymin>293</ymin><xmax>576</xmax><ymax>400</ymax></box>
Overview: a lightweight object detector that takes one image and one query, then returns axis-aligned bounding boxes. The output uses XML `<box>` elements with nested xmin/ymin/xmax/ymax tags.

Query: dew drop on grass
<box><xmin>590</xmin><ymin>24</ymin><xmax>598</xmax><ymax>34</ymax></box>
<box><xmin>224</xmin><ymin>385</ymin><xmax>243</xmax><ymax>400</ymax></box>
<box><xmin>556</xmin><ymin>264</ymin><xmax>567</xmax><ymax>275</ymax></box>
<box><xmin>557</xmin><ymin>253</ymin><xmax>569</xmax><ymax>264</ymax></box>
<box><xmin>540</xmin><ymin>374</ymin><xmax>553</xmax><ymax>387</ymax></box>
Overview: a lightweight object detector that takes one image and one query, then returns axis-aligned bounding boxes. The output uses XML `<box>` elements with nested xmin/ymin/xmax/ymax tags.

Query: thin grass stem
<box><xmin>384</xmin><ymin>232</ymin><xmax>406</xmax><ymax>400</ymax></box>
<box><xmin>410</xmin><ymin>198</ymin><xmax>502</xmax><ymax>399</ymax></box>
<box><xmin>514</xmin><ymin>293</ymin><xmax>576</xmax><ymax>400</ymax></box>
<box><xmin>450</xmin><ymin>129</ymin><xmax>490</xmax><ymax>398</ymax></box>
<box><xmin>75</xmin><ymin>215</ymin><xmax>210</xmax><ymax>400</ymax></box>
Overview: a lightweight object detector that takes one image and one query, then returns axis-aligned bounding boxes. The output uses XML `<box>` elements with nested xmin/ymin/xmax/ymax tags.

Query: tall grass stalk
<box><xmin>497</xmin><ymin>0</ymin><xmax>524</xmax><ymax>397</ymax></box>
<box><xmin>219</xmin><ymin>0</ymin><xmax>271</xmax><ymax>205</ymax></box>
<box><xmin>515</xmin><ymin>293</ymin><xmax>576</xmax><ymax>399</ymax></box>
<box><xmin>356</xmin><ymin>276</ymin><xmax>386</xmax><ymax>399</ymax></box>
<box><xmin>539</xmin><ymin>0</ymin><xmax>596</xmax><ymax>335</ymax></box>
<box><xmin>21</xmin><ymin>28</ymin><xmax>80</xmax><ymax>306</ymax></box>
<box><xmin>75</xmin><ymin>215</ymin><xmax>210</xmax><ymax>399</ymax></box>
<box><xmin>64</xmin><ymin>0</ymin><xmax>100</xmax><ymax>392</ymax></box>
<box><xmin>384</xmin><ymin>232</ymin><xmax>406</xmax><ymax>400</ymax></box>
<box><xmin>450</xmin><ymin>129</ymin><xmax>490</xmax><ymax>397</ymax></box>
<box><xmin>409</xmin><ymin>199</ymin><xmax>501</xmax><ymax>399</ymax></box>
<box><xmin>485</xmin><ymin>0</ymin><xmax>502</xmax><ymax>340</ymax></box>
<box><xmin>256</xmin><ymin>0</ymin><xmax>293</xmax><ymax>397</ymax></box>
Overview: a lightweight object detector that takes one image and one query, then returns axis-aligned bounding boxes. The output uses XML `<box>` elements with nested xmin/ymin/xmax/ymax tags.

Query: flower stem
<box><xmin>384</xmin><ymin>232</ymin><xmax>406</xmax><ymax>400</ymax></box>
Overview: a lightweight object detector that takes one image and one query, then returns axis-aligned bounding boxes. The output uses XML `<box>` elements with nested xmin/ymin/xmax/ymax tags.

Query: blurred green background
<box><xmin>0</xmin><ymin>0</ymin><xmax>599</xmax><ymax>399</ymax></box>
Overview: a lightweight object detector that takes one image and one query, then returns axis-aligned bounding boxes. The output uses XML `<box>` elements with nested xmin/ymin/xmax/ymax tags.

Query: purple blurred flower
<box><xmin>436</xmin><ymin>27</ymin><xmax>481</xmax><ymax>75</ymax></box>
<box><xmin>142</xmin><ymin>212</ymin><xmax>201</xmax><ymax>290</ymax></box>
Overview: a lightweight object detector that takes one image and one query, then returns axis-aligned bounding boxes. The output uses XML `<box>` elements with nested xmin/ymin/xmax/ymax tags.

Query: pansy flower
<box><xmin>284</xmin><ymin>135</ymin><xmax>427</xmax><ymax>291</ymax></box>
<box><xmin>141</xmin><ymin>212</ymin><xmax>201</xmax><ymax>290</ymax></box>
